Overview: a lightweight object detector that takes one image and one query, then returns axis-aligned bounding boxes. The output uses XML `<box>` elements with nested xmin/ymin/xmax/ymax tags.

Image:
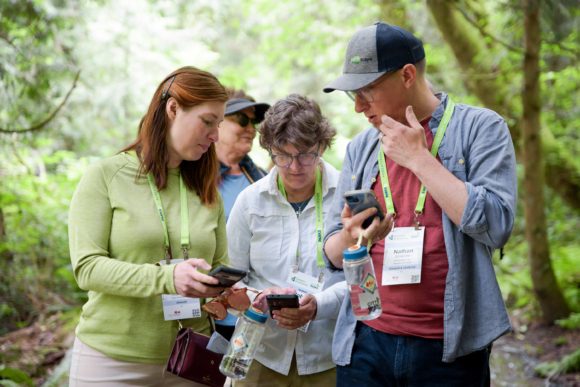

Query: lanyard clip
<box><xmin>413</xmin><ymin>211</ymin><xmax>422</xmax><ymax>229</ymax></box>
<box><xmin>164</xmin><ymin>247</ymin><xmax>171</xmax><ymax>265</ymax></box>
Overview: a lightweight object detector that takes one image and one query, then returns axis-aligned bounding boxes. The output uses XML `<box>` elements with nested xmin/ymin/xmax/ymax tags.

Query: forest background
<box><xmin>0</xmin><ymin>0</ymin><xmax>578</xmax><ymax>386</ymax></box>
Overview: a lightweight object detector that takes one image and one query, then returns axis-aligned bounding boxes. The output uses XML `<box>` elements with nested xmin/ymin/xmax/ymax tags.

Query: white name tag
<box><xmin>159</xmin><ymin>259</ymin><xmax>202</xmax><ymax>320</ymax></box>
<box><xmin>287</xmin><ymin>270</ymin><xmax>324</xmax><ymax>333</ymax></box>
<box><xmin>382</xmin><ymin>227</ymin><xmax>425</xmax><ymax>285</ymax></box>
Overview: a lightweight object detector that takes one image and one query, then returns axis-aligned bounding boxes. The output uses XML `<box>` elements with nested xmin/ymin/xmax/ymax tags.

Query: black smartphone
<box><xmin>266</xmin><ymin>294</ymin><xmax>299</xmax><ymax>318</ymax></box>
<box><xmin>208</xmin><ymin>265</ymin><xmax>247</xmax><ymax>287</ymax></box>
<box><xmin>343</xmin><ymin>189</ymin><xmax>385</xmax><ymax>228</ymax></box>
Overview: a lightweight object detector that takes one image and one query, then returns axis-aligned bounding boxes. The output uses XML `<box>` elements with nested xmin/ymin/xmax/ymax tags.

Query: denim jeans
<box><xmin>336</xmin><ymin>323</ymin><xmax>491</xmax><ymax>387</ymax></box>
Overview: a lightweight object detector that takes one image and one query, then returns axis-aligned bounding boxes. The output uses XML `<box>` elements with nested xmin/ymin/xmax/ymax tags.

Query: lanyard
<box><xmin>147</xmin><ymin>173</ymin><xmax>190</xmax><ymax>263</ymax></box>
<box><xmin>277</xmin><ymin>167</ymin><xmax>325</xmax><ymax>268</ymax></box>
<box><xmin>377</xmin><ymin>99</ymin><xmax>455</xmax><ymax>226</ymax></box>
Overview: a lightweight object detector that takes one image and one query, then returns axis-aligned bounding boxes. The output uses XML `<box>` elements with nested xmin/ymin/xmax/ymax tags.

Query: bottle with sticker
<box><xmin>219</xmin><ymin>306</ymin><xmax>267</xmax><ymax>379</ymax></box>
<box><xmin>343</xmin><ymin>245</ymin><xmax>382</xmax><ymax>320</ymax></box>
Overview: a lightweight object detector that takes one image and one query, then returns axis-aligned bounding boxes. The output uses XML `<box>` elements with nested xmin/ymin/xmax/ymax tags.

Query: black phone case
<box><xmin>266</xmin><ymin>295</ymin><xmax>299</xmax><ymax>318</ymax></box>
<box><xmin>208</xmin><ymin>265</ymin><xmax>246</xmax><ymax>287</ymax></box>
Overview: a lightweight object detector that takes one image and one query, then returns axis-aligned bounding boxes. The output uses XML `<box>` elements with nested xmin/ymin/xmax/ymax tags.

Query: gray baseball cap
<box><xmin>323</xmin><ymin>22</ymin><xmax>425</xmax><ymax>93</ymax></box>
<box><xmin>225</xmin><ymin>98</ymin><xmax>270</xmax><ymax>123</ymax></box>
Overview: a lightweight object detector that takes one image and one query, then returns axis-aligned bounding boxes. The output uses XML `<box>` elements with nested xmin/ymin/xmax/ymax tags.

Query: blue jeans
<box><xmin>337</xmin><ymin>323</ymin><xmax>491</xmax><ymax>387</ymax></box>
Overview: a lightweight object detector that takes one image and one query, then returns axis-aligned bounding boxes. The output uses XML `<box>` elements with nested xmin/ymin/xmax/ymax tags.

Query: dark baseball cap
<box><xmin>323</xmin><ymin>22</ymin><xmax>425</xmax><ymax>93</ymax></box>
<box><xmin>225</xmin><ymin>98</ymin><xmax>270</xmax><ymax>123</ymax></box>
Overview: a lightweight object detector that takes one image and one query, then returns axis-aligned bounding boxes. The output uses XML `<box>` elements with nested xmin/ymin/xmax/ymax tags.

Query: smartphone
<box><xmin>208</xmin><ymin>265</ymin><xmax>247</xmax><ymax>287</ymax></box>
<box><xmin>266</xmin><ymin>294</ymin><xmax>299</xmax><ymax>318</ymax></box>
<box><xmin>343</xmin><ymin>189</ymin><xmax>385</xmax><ymax>228</ymax></box>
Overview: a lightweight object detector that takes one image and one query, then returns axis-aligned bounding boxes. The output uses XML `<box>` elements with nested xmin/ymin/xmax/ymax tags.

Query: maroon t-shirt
<box><xmin>364</xmin><ymin>119</ymin><xmax>448</xmax><ymax>339</ymax></box>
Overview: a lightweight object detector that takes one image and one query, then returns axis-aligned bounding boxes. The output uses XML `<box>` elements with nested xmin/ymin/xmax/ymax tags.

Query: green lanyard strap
<box><xmin>377</xmin><ymin>99</ymin><xmax>455</xmax><ymax>225</ymax></box>
<box><xmin>147</xmin><ymin>173</ymin><xmax>190</xmax><ymax>263</ymax></box>
<box><xmin>278</xmin><ymin>167</ymin><xmax>325</xmax><ymax>268</ymax></box>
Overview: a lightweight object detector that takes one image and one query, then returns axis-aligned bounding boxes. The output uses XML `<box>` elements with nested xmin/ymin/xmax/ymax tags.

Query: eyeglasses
<box><xmin>271</xmin><ymin>152</ymin><xmax>319</xmax><ymax>168</ymax></box>
<box><xmin>228</xmin><ymin>112</ymin><xmax>260</xmax><ymax>128</ymax></box>
<box><xmin>345</xmin><ymin>70</ymin><xmax>396</xmax><ymax>103</ymax></box>
<box><xmin>202</xmin><ymin>287</ymin><xmax>258</xmax><ymax>320</ymax></box>
<box><xmin>345</xmin><ymin>85</ymin><xmax>375</xmax><ymax>103</ymax></box>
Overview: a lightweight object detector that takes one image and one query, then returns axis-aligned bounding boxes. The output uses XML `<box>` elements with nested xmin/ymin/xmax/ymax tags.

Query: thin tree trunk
<box><xmin>0</xmin><ymin>208</ymin><xmax>14</xmax><ymax>263</ymax></box>
<box><xmin>522</xmin><ymin>0</ymin><xmax>569</xmax><ymax>323</ymax></box>
<box><xmin>426</xmin><ymin>0</ymin><xmax>580</xmax><ymax>212</ymax></box>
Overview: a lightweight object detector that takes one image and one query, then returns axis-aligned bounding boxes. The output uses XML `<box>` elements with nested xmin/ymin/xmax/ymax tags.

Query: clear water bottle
<box><xmin>343</xmin><ymin>245</ymin><xmax>382</xmax><ymax>320</ymax></box>
<box><xmin>219</xmin><ymin>306</ymin><xmax>267</xmax><ymax>379</ymax></box>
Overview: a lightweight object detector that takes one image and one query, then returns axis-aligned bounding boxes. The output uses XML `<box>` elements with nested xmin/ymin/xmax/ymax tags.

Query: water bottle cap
<box><xmin>343</xmin><ymin>245</ymin><xmax>368</xmax><ymax>260</ymax></box>
<box><xmin>244</xmin><ymin>306</ymin><xmax>268</xmax><ymax>323</ymax></box>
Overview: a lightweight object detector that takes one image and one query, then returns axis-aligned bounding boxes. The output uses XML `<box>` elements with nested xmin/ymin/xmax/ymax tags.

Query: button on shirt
<box><xmin>227</xmin><ymin>160</ymin><xmax>344</xmax><ymax>376</ymax></box>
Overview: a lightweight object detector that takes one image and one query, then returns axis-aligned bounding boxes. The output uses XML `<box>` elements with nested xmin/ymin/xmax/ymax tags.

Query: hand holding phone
<box><xmin>344</xmin><ymin>189</ymin><xmax>385</xmax><ymax>228</ymax></box>
<box><xmin>207</xmin><ymin>265</ymin><xmax>247</xmax><ymax>287</ymax></box>
<box><xmin>266</xmin><ymin>294</ymin><xmax>299</xmax><ymax>318</ymax></box>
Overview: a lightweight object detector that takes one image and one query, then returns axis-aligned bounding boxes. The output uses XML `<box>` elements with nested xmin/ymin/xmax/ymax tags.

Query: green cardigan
<box><xmin>68</xmin><ymin>152</ymin><xmax>228</xmax><ymax>363</ymax></box>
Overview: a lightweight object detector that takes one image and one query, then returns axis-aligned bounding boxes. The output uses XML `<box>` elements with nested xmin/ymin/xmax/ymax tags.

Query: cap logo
<box><xmin>350</xmin><ymin>55</ymin><xmax>372</xmax><ymax>64</ymax></box>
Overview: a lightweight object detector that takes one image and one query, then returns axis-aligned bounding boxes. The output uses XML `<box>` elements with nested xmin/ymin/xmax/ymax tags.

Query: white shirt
<box><xmin>227</xmin><ymin>160</ymin><xmax>344</xmax><ymax>376</ymax></box>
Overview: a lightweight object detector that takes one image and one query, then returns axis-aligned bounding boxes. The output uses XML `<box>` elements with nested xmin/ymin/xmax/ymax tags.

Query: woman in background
<box><xmin>215</xmin><ymin>88</ymin><xmax>270</xmax><ymax>340</ymax></box>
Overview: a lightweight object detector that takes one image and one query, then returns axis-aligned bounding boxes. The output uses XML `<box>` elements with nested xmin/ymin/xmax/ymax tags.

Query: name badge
<box><xmin>287</xmin><ymin>270</ymin><xmax>324</xmax><ymax>333</ymax></box>
<box><xmin>382</xmin><ymin>227</ymin><xmax>425</xmax><ymax>285</ymax></box>
<box><xmin>159</xmin><ymin>259</ymin><xmax>202</xmax><ymax>320</ymax></box>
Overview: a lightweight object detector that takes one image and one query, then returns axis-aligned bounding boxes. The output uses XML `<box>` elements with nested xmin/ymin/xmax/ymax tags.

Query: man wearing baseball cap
<box><xmin>322</xmin><ymin>22</ymin><xmax>517</xmax><ymax>386</ymax></box>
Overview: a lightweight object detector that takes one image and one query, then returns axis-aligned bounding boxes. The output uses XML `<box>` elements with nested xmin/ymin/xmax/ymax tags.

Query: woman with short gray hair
<box><xmin>227</xmin><ymin>94</ymin><xmax>342</xmax><ymax>386</ymax></box>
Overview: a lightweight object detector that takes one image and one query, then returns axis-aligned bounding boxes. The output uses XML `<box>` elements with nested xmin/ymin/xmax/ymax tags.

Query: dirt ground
<box><xmin>0</xmin><ymin>314</ymin><xmax>578</xmax><ymax>386</ymax></box>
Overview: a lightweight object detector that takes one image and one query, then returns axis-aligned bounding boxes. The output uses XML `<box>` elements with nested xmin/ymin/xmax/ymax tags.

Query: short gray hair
<box><xmin>259</xmin><ymin>94</ymin><xmax>336</xmax><ymax>153</ymax></box>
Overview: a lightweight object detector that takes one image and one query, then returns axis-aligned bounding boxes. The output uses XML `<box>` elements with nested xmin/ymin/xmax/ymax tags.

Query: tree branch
<box><xmin>0</xmin><ymin>70</ymin><xmax>80</xmax><ymax>134</ymax></box>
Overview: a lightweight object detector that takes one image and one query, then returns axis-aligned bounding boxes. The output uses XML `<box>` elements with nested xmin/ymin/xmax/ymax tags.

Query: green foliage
<box><xmin>534</xmin><ymin>348</ymin><xmax>580</xmax><ymax>378</ymax></box>
<box><xmin>556</xmin><ymin>312</ymin><xmax>580</xmax><ymax>330</ymax></box>
<box><xmin>0</xmin><ymin>0</ymin><xmax>577</xmax><ymax>364</ymax></box>
<box><xmin>0</xmin><ymin>149</ymin><xmax>87</xmax><ymax>334</ymax></box>
<box><xmin>0</xmin><ymin>366</ymin><xmax>33</xmax><ymax>387</ymax></box>
<box><xmin>496</xmin><ymin>176</ymin><xmax>580</xmax><ymax>320</ymax></box>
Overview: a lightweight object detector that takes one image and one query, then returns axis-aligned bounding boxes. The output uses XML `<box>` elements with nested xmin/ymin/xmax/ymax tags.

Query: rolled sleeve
<box><xmin>457</xmin><ymin>114</ymin><xmax>517</xmax><ymax>249</ymax></box>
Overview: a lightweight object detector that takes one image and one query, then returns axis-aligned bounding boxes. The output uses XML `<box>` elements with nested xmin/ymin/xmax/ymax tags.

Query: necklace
<box><xmin>290</xmin><ymin>198</ymin><xmax>311</xmax><ymax>217</ymax></box>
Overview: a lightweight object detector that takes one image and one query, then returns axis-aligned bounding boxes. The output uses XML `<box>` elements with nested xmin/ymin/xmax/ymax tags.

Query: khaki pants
<box><xmin>232</xmin><ymin>357</ymin><xmax>336</xmax><ymax>387</ymax></box>
<box><xmin>69</xmin><ymin>337</ymin><xmax>205</xmax><ymax>386</ymax></box>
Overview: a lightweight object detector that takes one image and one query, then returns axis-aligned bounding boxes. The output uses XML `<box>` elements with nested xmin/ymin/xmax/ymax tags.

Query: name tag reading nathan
<box><xmin>159</xmin><ymin>259</ymin><xmax>201</xmax><ymax>320</ymax></box>
<box><xmin>382</xmin><ymin>227</ymin><xmax>425</xmax><ymax>286</ymax></box>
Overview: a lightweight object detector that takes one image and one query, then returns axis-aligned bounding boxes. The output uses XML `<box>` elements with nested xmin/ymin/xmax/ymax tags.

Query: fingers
<box><xmin>364</xmin><ymin>213</ymin><xmax>395</xmax><ymax>244</ymax></box>
<box><xmin>340</xmin><ymin>203</ymin><xmax>352</xmax><ymax>219</ymax></box>
<box><xmin>273</xmin><ymin>295</ymin><xmax>317</xmax><ymax>329</ymax></box>
<box><xmin>251</xmin><ymin>287</ymin><xmax>295</xmax><ymax>312</ymax></box>
<box><xmin>405</xmin><ymin>105</ymin><xmax>421</xmax><ymax>128</ymax></box>
<box><xmin>188</xmin><ymin>258</ymin><xmax>212</xmax><ymax>271</ymax></box>
<box><xmin>173</xmin><ymin>260</ymin><xmax>224</xmax><ymax>298</ymax></box>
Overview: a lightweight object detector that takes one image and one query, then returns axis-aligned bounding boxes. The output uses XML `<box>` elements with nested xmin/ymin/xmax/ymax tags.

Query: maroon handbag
<box><xmin>166</xmin><ymin>327</ymin><xmax>226</xmax><ymax>387</ymax></box>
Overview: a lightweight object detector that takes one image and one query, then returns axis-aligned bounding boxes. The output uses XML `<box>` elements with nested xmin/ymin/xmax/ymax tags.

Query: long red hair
<box><xmin>123</xmin><ymin>66</ymin><xmax>227</xmax><ymax>205</ymax></box>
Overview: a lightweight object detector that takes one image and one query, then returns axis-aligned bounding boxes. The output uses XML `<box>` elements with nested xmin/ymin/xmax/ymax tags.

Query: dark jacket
<box><xmin>219</xmin><ymin>155</ymin><xmax>267</xmax><ymax>184</ymax></box>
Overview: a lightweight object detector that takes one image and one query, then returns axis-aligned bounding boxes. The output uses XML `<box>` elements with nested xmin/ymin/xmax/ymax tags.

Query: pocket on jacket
<box><xmin>247</xmin><ymin>212</ymin><xmax>284</xmax><ymax>261</ymax></box>
<box><xmin>443</xmin><ymin>154</ymin><xmax>467</xmax><ymax>181</ymax></box>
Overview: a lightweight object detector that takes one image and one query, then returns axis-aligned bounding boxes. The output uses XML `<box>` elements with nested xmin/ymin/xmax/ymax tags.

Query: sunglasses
<box><xmin>202</xmin><ymin>287</ymin><xmax>260</xmax><ymax>320</ymax></box>
<box><xmin>228</xmin><ymin>112</ymin><xmax>260</xmax><ymax>128</ymax></box>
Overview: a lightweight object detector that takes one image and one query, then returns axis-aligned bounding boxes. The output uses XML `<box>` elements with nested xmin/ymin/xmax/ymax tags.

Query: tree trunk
<box><xmin>522</xmin><ymin>0</ymin><xmax>569</xmax><ymax>323</ymax></box>
<box><xmin>426</xmin><ymin>0</ymin><xmax>580</xmax><ymax>212</ymax></box>
<box><xmin>0</xmin><ymin>208</ymin><xmax>14</xmax><ymax>263</ymax></box>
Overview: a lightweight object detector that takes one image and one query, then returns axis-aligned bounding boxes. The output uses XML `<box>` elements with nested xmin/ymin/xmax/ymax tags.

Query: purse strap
<box><xmin>177</xmin><ymin>315</ymin><xmax>216</xmax><ymax>334</ymax></box>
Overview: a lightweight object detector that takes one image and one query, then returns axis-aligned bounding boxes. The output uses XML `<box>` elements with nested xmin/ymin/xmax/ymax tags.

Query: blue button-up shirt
<box><xmin>323</xmin><ymin>93</ymin><xmax>517</xmax><ymax>363</ymax></box>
